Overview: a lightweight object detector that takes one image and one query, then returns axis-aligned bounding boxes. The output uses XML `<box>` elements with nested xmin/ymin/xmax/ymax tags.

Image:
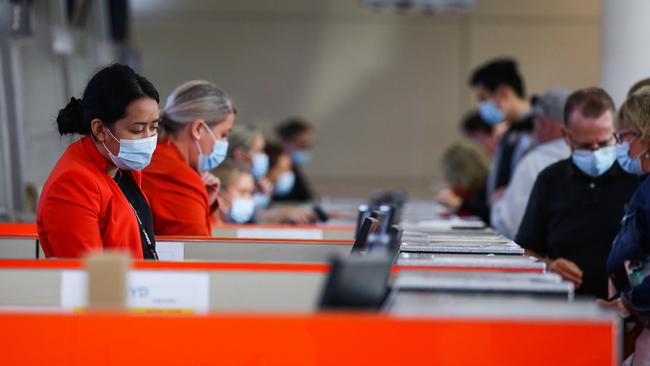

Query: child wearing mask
<box><xmin>212</xmin><ymin>160</ymin><xmax>256</xmax><ymax>224</ymax></box>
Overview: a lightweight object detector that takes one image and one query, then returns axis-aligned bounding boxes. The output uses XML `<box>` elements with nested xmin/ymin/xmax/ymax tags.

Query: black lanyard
<box><xmin>115</xmin><ymin>170</ymin><xmax>158</xmax><ymax>260</ymax></box>
<box><xmin>129</xmin><ymin>202</ymin><xmax>158</xmax><ymax>260</ymax></box>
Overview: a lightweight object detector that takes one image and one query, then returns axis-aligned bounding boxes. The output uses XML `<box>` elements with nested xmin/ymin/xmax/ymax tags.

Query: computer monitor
<box><xmin>370</xmin><ymin>210</ymin><xmax>387</xmax><ymax>232</ymax></box>
<box><xmin>377</xmin><ymin>205</ymin><xmax>395</xmax><ymax>234</ymax></box>
<box><xmin>352</xmin><ymin>217</ymin><xmax>380</xmax><ymax>253</ymax></box>
<box><xmin>318</xmin><ymin>254</ymin><xmax>393</xmax><ymax>310</ymax></box>
<box><xmin>355</xmin><ymin>205</ymin><xmax>371</xmax><ymax>238</ymax></box>
<box><xmin>387</xmin><ymin>225</ymin><xmax>403</xmax><ymax>259</ymax></box>
<box><xmin>370</xmin><ymin>190</ymin><xmax>406</xmax><ymax>224</ymax></box>
<box><xmin>356</xmin><ymin>204</ymin><xmax>396</xmax><ymax>237</ymax></box>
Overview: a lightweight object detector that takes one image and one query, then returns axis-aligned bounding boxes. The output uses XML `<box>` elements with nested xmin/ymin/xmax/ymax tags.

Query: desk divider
<box><xmin>0</xmin><ymin>259</ymin><xmax>546</xmax><ymax>313</ymax></box>
<box><xmin>0</xmin><ymin>260</ymin><xmax>331</xmax><ymax>312</ymax></box>
<box><xmin>213</xmin><ymin>224</ymin><xmax>356</xmax><ymax>241</ymax></box>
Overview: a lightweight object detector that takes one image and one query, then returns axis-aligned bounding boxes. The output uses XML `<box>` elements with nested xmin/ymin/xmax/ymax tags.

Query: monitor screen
<box><xmin>318</xmin><ymin>254</ymin><xmax>393</xmax><ymax>310</ymax></box>
<box><xmin>352</xmin><ymin>217</ymin><xmax>379</xmax><ymax>253</ymax></box>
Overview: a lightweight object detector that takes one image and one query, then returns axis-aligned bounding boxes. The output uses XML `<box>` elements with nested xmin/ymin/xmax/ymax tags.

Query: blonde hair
<box><xmin>441</xmin><ymin>142</ymin><xmax>490</xmax><ymax>192</ymax></box>
<box><xmin>628</xmin><ymin>78</ymin><xmax>650</xmax><ymax>97</ymax></box>
<box><xmin>161</xmin><ymin>80</ymin><xmax>235</xmax><ymax>134</ymax></box>
<box><xmin>617</xmin><ymin>86</ymin><xmax>650</xmax><ymax>144</ymax></box>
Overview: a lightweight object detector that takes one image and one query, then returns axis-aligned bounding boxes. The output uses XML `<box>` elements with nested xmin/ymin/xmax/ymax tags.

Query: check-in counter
<box><xmin>0</xmin><ymin>303</ymin><xmax>620</xmax><ymax>365</ymax></box>
<box><xmin>0</xmin><ymin>259</ymin><xmax>553</xmax><ymax>312</ymax></box>
<box><xmin>400</xmin><ymin>238</ymin><xmax>525</xmax><ymax>255</ymax></box>
<box><xmin>0</xmin><ymin>236</ymin><xmax>353</xmax><ymax>262</ymax></box>
<box><xmin>399</xmin><ymin>225</ymin><xmax>526</xmax><ymax>255</ymax></box>
<box><xmin>0</xmin><ymin>224</ymin><xmax>39</xmax><ymax>259</ymax></box>
<box><xmin>393</xmin><ymin>270</ymin><xmax>574</xmax><ymax>299</ymax></box>
<box><xmin>0</xmin><ymin>260</ymin><xmax>328</xmax><ymax>312</ymax></box>
<box><xmin>0</xmin><ymin>224</ymin><xmax>354</xmax><ymax>262</ymax></box>
<box><xmin>212</xmin><ymin>224</ymin><xmax>356</xmax><ymax>240</ymax></box>
<box><xmin>154</xmin><ymin>237</ymin><xmax>353</xmax><ymax>262</ymax></box>
<box><xmin>0</xmin><ymin>236</ymin><xmax>39</xmax><ymax>259</ymax></box>
<box><xmin>400</xmin><ymin>216</ymin><xmax>487</xmax><ymax>231</ymax></box>
<box><xmin>402</xmin><ymin>229</ymin><xmax>500</xmax><ymax>239</ymax></box>
<box><xmin>396</xmin><ymin>252</ymin><xmax>545</xmax><ymax>272</ymax></box>
<box><xmin>383</xmin><ymin>293</ymin><xmax>620</xmax><ymax>365</ymax></box>
<box><xmin>2</xmin><ymin>237</ymin><xmax>356</xmax><ymax>263</ymax></box>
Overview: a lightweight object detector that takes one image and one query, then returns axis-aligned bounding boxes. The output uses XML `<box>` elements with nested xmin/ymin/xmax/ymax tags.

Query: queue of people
<box><xmin>435</xmin><ymin>58</ymin><xmax>650</xmax><ymax>363</ymax></box>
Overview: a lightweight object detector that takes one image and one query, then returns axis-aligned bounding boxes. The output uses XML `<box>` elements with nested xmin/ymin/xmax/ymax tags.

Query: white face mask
<box><xmin>251</xmin><ymin>153</ymin><xmax>269</xmax><ymax>180</ymax></box>
<box><xmin>195</xmin><ymin>123</ymin><xmax>228</xmax><ymax>172</ymax></box>
<box><xmin>103</xmin><ymin>127</ymin><xmax>157</xmax><ymax>171</ymax></box>
<box><xmin>273</xmin><ymin>171</ymin><xmax>296</xmax><ymax>196</ymax></box>
<box><xmin>228</xmin><ymin>197</ymin><xmax>255</xmax><ymax>223</ymax></box>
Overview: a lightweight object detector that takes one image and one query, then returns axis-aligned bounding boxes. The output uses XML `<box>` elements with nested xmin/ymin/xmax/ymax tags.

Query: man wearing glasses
<box><xmin>515</xmin><ymin>87</ymin><xmax>639</xmax><ymax>299</ymax></box>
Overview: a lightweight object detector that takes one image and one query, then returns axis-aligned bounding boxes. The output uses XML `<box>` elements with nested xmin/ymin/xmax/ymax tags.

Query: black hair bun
<box><xmin>56</xmin><ymin>97</ymin><xmax>86</xmax><ymax>135</ymax></box>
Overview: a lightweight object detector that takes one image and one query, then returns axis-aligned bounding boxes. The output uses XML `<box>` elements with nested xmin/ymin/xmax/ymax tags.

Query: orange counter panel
<box><xmin>0</xmin><ymin>312</ymin><xmax>617</xmax><ymax>366</ymax></box>
<box><xmin>0</xmin><ymin>259</ymin><xmax>544</xmax><ymax>274</ymax></box>
<box><xmin>0</xmin><ymin>223</ymin><xmax>37</xmax><ymax>238</ymax></box>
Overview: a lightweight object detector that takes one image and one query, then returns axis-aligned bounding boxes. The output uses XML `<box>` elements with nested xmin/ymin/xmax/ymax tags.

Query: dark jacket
<box><xmin>273</xmin><ymin>166</ymin><xmax>315</xmax><ymax>203</ymax></box>
<box><xmin>608</xmin><ymin>175</ymin><xmax>650</xmax><ymax>312</ymax></box>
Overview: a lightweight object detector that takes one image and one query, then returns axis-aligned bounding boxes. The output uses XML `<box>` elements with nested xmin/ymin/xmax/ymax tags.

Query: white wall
<box><xmin>9</xmin><ymin>0</ymin><xmax>111</xmax><ymax>192</ymax></box>
<box><xmin>5</xmin><ymin>0</ymin><xmax>602</xmax><ymax>211</ymax></box>
<box><xmin>130</xmin><ymin>0</ymin><xmax>601</xmax><ymax>199</ymax></box>
<box><xmin>602</xmin><ymin>0</ymin><xmax>650</xmax><ymax>107</ymax></box>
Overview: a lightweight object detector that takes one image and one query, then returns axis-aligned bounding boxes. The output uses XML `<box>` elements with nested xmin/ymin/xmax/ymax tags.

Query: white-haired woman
<box><xmin>142</xmin><ymin>80</ymin><xmax>236</xmax><ymax>236</ymax></box>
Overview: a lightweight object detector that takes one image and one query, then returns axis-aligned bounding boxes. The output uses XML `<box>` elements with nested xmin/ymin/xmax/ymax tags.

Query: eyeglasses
<box><xmin>614</xmin><ymin>129</ymin><xmax>638</xmax><ymax>144</ymax></box>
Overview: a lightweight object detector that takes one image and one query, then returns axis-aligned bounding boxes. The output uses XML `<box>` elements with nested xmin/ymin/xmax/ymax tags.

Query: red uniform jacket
<box><xmin>141</xmin><ymin>139</ymin><xmax>214</xmax><ymax>236</ymax></box>
<box><xmin>37</xmin><ymin>136</ymin><xmax>145</xmax><ymax>259</ymax></box>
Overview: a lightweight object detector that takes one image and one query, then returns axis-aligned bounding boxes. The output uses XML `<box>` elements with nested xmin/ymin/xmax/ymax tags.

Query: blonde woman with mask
<box><xmin>142</xmin><ymin>81</ymin><xmax>236</xmax><ymax>236</ymax></box>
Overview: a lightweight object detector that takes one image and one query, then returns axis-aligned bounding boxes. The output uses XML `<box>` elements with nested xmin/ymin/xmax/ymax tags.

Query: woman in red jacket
<box><xmin>142</xmin><ymin>81</ymin><xmax>236</xmax><ymax>236</ymax></box>
<box><xmin>37</xmin><ymin>64</ymin><xmax>160</xmax><ymax>259</ymax></box>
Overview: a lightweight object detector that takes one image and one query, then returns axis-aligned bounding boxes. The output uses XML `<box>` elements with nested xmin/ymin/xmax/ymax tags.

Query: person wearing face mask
<box><xmin>491</xmin><ymin>88</ymin><xmax>572</xmax><ymax>239</ymax></box>
<box><xmin>266</xmin><ymin>143</ymin><xmax>297</xmax><ymax>199</ymax></box>
<box><xmin>37</xmin><ymin>64</ymin><xmax>160</xmax><ymax>259</ymax></box>
<box><xmin>470</xmin><ymin>59</ymin><xmax>533</xmax><ymax>201</ymax></box>
<box><xmin>141</xmin><ymin>81</ymin><xmax>236</xmax><ymax>236</ymax></box>
<box><xmin>212</xmin><ymin>160</ymin><xmax>256</xmax><ymax>224</ymax></box>
<box><xmin>273</xmin><ymin>117</ymin><xmax>316</xmax><ymax>203</ymax></box>
<box><xmin>460</xmin><ymin>110</ymin><xmax>507</xmax><ymax>157</ymax></box>
<box><xmin>515</xmin><ymin>87</ymin><xmax>639</xmax><ymax>299</ymax></box>
<box><xmin>605</xmin><ymin>86</ymin><xmax>650</xmax><ymax>365</ymax></box>
<box><xmin>256</xmin><ymin>143</ymin><xmax>317</xmax><ymax>224</ymax></box>
<box><xmin>226</xmin><ymin>124</ymin><xmax>273</xmax><ymax>210</ymax></box>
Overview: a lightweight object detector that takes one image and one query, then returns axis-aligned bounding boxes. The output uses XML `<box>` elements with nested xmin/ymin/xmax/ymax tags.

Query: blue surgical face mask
<box><xmin>616</xmin><ymin>141</ymin><xmax>647</xmax><ymax>176</ymax></box>
<box><xmin>253</xmin><ymin>192</ymin><xmax>271</xmax><ymax>210</ymax></box>
<box><xmin>103</xmin><ymin>127</ymin><xmax>157</xmax><ymax>171</ymax></box>
<box><xmin>196</xmin><ymin>123</ymin><xmax>228</xmax><ymax>172</ymax></box>
<box><xmin>479</xmin><ymin>100</ymin><xmax>505</xmax><ymax>125</ymax></box>
<box><xmin>251</xmin><ymin>153</ymin><xmax>269</xmax><ymax>180</ymax></box>
<box><xmin>228</xmin><ymin>197</ymin><xmax>255</xmax><ymax>223</ymax></box>
<box><xmin>292</xmin><ymin>150</ymin><xmax>311</xmax><ymax>166</ymax></box>
<box><xmin>572</xmin><ymin>145</ymin><xmax>617</xmax><ymax>177</ymax></box>
<box><xmin>274</xmin><ymin>171</ymin><xmax>296</xmax><ymax>196</ymax></box>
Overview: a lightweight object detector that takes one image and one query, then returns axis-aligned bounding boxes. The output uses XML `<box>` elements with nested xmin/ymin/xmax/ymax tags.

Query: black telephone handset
<box><xmin>312</xmin><ymin>205</ymin><xmax>330</xmax><ymax>223</ymax></box>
